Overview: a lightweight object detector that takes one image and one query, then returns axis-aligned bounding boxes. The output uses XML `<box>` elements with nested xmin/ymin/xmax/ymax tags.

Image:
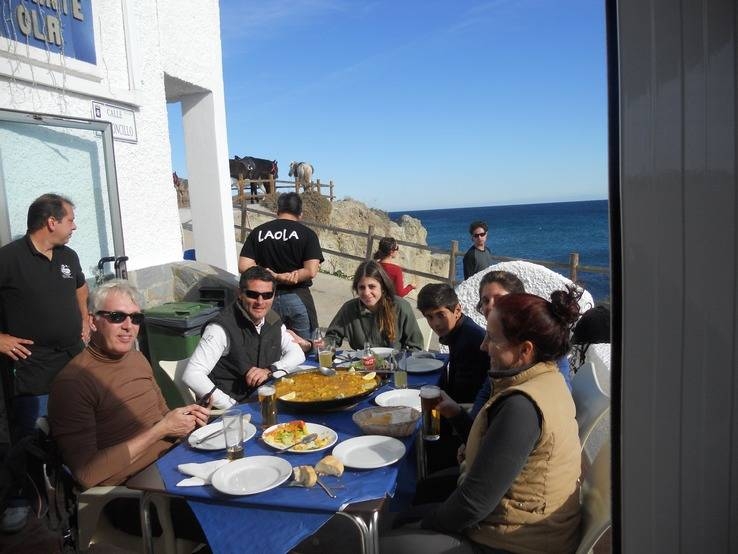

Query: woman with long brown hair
<box><xmin>325</xmin><ymin>260</ymin><xmax>423</xmax><ymax>350</ymax></box>
<box><xmin>373</xmin><ymin>236</ymin><xmax>416</xmax><ymax>297</ymax></box>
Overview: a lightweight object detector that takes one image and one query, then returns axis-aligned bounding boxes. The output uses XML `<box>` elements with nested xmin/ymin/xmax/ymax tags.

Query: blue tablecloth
<box><xmin>155</xmin><ymin>354</ymin><xmax>446</xmax><ymax>554</ymax></box>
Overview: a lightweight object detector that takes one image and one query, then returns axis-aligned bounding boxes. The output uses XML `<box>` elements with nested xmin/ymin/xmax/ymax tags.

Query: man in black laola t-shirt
<box><xmin>238</xmin><ymin>192</ymin><xmax>324</xmax><ymax>340</ymax></box>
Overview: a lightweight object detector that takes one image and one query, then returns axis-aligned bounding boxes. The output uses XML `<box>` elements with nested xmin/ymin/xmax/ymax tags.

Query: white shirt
<box><xmin>183</xmin><ymin>318</ymin><xmax>305</xmax><ymax>409</ymax></box>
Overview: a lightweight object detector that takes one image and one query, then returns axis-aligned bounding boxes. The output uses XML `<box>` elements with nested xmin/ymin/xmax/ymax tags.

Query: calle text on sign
<box><xmin>91</xmin><ymin>101</ymin><xmax>138</xmax><ymax>144</ymax></box>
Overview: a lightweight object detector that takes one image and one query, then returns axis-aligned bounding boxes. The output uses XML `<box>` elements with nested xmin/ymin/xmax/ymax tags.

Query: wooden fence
<box><xmin>231</xmin><ymin>177</ymin><xmax>335</xmax><ymax>204</ymax></box>
<box><xmin>234</xmin><ymin>204</ymin><xmax>609</xmax><ymax>287</ymax></box>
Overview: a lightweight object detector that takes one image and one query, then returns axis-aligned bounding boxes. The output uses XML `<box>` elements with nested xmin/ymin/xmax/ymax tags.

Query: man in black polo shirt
<box><xmin>0</xmin><ymin>193</ymin><xmax>89</xmax><ymax>440</ymax></box>
<box><xmin>238</xmin><ymin>192</ymin><xmax>324</xmax><ymax>340</ymax></box>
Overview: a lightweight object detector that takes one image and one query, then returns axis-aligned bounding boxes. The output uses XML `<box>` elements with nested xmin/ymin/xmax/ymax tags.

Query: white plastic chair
<box><xmin>159</xmin><ymin>358</ymin><xmax>196</xmax><ymax>405</ymax></box>
<box><xmin>415</xmin><ymin>317</ymin><xmax>434</xmax><ymax>351</ymax></box>
<box><xmin>571</xmin><ymin>361</ymin><xmax>610</xmax><ymax>451</ymax></box>
<box><xmin>36</xmin><ymin>417</ymin><xmax>187</xmax><ymax>553</ymax></box>
<box><xmin>576</xmin><ymin>442</ymin><xmax>611</xmax><ymax>554</ymax></box>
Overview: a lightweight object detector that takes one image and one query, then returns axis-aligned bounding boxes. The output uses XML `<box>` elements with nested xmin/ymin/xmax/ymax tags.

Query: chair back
<box><xmin>416</xmin><ymin>317</ymin><xmax>434</xmax><ymax>351</ymax></box>
<box><xmin>571</xmin><ymin>361</ymin><xmax>610</xmax><ymax>450</ymax></box>
<box><xmin>158</xmin><ymin>358</ymin><xmax>196</xmax><ymax>405</ymax></box>
<box><xmin>576</xmin><ymin>442</ymin><xmax>611</xmax><ymax>553</ymax></box>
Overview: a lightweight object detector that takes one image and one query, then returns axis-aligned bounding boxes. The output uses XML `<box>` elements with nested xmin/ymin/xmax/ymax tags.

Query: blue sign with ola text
<box><xmin>0</xmin><ymin>0</ymin><xmax>96</xmax><ymax>64</ymax></box>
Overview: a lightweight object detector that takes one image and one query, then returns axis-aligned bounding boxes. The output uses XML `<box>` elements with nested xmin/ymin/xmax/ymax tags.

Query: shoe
<box><xmin>1</xmin><ymin>503</ymin><xmax>30</xmax><ymax>534</ymax></box>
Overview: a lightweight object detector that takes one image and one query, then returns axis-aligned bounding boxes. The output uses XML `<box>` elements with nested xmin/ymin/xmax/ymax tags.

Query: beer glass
<box><xmin>258</xmin><ymin>384</ymin><xmax>277</xmax><ymax>428</ymax></box>
<box><xmin>222</xmin><ymin>409</ymin><xmax>244</xmax><ymax>460</ymax></box>
<box><xmin>420</xmin><ymin>385</ymin><xmax>441</xmax><ymax>441</ymax></box>
<box><xmin>318</xmin><ymin>338</ymin><xmax>334</xmax><ymax>369</ymax></box>
<box><xmin>393</xmin><ymin>352</ymin><xmax>407</xmax><ymax>389</ymax></box>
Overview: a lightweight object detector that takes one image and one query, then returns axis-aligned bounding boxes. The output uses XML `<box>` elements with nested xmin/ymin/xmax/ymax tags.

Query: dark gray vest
<box><xmin>206</xmin><ymin>302</ymin><xmax>283</xmax><ymax>401</ymax></box>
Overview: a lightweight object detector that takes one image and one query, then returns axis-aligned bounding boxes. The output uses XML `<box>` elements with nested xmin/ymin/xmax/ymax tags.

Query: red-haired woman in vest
<box><xmin>383</xmin><ymin>287</ymin><xmax>582</xmax><ymax>554</ymax></box>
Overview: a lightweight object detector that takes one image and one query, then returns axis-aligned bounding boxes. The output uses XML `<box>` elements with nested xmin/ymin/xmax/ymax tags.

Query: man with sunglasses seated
<box><xmin>182</xmin><ymin>266</ymin><xmax>305</xmax><ymax>409</ymax></box>
<box><xmin>48</xmin><ymin>280</ymin><xmax>210</xmax><ymax>489</ymax></box>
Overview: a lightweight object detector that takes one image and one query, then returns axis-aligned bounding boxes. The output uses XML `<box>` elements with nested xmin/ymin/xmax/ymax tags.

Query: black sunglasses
<box><xmin>95</xmin><ymin>311</ymin><xmax>145</xmax><ymax>325</ymax></box>
<box><xmin>472</xmin><ymin>232</ymin><xmax>487</xmax><ymax>238</ymax></box>
<box><xmin>242</xmin><ymin>289</ymin><xmax>275</xmax><ymax>300</ymax></box>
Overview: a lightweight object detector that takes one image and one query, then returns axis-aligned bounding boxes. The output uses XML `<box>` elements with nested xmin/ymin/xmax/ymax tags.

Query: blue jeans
<box><xmin>272</xmin><ymin>292</ymin><xmax>311</xmax><ymax>340</ymax></box>
<box><xmin>12</xmin><ymin>394</ymin><xmax>48</xmax><ymax>441</ymax></box>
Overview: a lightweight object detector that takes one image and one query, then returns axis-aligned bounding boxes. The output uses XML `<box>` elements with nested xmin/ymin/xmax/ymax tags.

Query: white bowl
<box><xmin>370</xmin><ymin>347</ymin><xmax>395</xmax><ymax>359</ymax></box>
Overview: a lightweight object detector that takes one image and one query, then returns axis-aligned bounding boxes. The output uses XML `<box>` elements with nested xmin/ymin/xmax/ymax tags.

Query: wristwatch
<box><xmin>269</xmin><ymin>364</ymin><xmax>287</xmax><ymax>379</ymax></box>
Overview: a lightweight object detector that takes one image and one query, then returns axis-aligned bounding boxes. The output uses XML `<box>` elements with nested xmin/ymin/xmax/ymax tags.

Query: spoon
<box><xmin>276</xmin><ymin>432</ymin><xmax>319</xmax><ymax>452</ymax></box>
<box><xmin>318</xmin><ymin>366</ymin><xmax>336</xmax><ymax>376</ymax></box>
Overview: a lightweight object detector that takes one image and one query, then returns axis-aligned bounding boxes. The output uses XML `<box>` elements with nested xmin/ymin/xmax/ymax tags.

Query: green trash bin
<box><xmin>144</xmin><ymin>301</ymin><xmax>220</xmax><ymax>408</ymax></box>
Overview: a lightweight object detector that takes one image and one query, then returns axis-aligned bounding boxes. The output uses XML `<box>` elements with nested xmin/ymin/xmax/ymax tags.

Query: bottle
<box><xmin>361</xmin><ymin>341</ymin><xmax>375</xmax><ymax>370</ymax></box>
<box><xmin>312</xmin><ymin>328</ymin><xmax>325</xmax><ymax>357</ymax></box>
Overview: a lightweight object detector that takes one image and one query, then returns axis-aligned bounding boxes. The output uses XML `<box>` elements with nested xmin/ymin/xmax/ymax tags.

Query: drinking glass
<box><xmin>258</xmin><ymin>384</ymin><xmax>277</xmax><ymax>429</ymax></box>
<box><xmin>420</xmin><ymin>385</ymin><xmax>441</xmax><ymax>441</ymax></box>
<box><xmin>392</xmin><ymin>352</ymin><xmax>407</xmax><ymax>389</ymax></box>
<box><xmin>318</xmin><ymin>338</ymin><xmax>334</xmax><ymax>368</ymax></box>
<box><xmin>222</xmin><ymin>409</ymin><xmax>244</xmax><ymax>460</ymax></box>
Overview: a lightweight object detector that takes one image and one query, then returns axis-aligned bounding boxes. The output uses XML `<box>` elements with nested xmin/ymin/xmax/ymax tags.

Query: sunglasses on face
<box><xmin>242</xmin><ymin>289</ymin><xmax>275</xmax><ymax>300</ymax></box>
<box><xmin>472</xmin><ymin>232</ymin><xmax>487</xmax><ymax>238</ymax></box>
<box><xmin>95</xmin><ymin>311</ymin><xmax>145</xmax><ymax>325</ymax></box>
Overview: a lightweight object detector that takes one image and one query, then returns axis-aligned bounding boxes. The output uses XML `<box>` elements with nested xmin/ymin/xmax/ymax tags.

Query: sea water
<box><xmin>390</xmin><ymin>200</ymin><xmax>610</xmax><ymax>302</ymax></box>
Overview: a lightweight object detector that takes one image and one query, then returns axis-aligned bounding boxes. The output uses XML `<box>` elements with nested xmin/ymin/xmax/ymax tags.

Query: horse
<box><xmin>230</xmin><ymin>156</ymin><xmax>278</xmax><ymax>202</ymax></box>
<box><xmin>289</xmin><ymin>161</ymin><xmax>314</xmax><ymax>192</ymax></box>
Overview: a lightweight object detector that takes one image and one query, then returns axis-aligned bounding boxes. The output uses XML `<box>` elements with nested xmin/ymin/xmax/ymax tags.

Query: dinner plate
<box><xmin>370</xmin><ymin>347</ymin><xmax>396</xmax><ymax>359</ymax></box>
<box><xmin>261</xmin><ymin>422</ymin><xmax>338</xmax><ymax>453</ymax></box>
<box><xmin>332</xmin><ymin>435</ymin><xmax>406</xmax><ymax>469</ymax></box>
<box><xmin>374</xmin><ymin>389</ymin><xmax>421</xmax><ymax>411</ymax></box>
<box><xmin>211</xmin><ymin>456</ymin><xmax>292</xmax><ymax>495</ymax></box>
<box><xmin>403</xmin><ymin>357</ymin><xmax>444</xmax><ymax>373</ymax></box>
<box><xmin>188</xmin><ymin>420</ymin><xmax>257</xmax><ymax>451</ymax></box>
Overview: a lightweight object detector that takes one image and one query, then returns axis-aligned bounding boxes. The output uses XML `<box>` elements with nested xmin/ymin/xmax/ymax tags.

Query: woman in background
<box><xmin>373</xmin><ymin>236</ymin><xmax>416</xmax><ymax>297</ymax></box>
<box><xmin>325</xmin><ymin>260</ymin><xmax>423</xmax><ymax>350</ymax></box>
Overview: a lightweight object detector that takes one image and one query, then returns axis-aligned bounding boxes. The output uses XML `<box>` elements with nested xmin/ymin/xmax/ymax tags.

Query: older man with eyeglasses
<box><xmin>48</xmin><ymin>280</ymin><xmax>210</xmax><ymax>489</ymax></box>
<box><xmin>462</xmin><ymin>220</ymin><xmax>495</xmax><ymax>280</ymax></box>
<box><xmin>183</xmin><ymin>266</ymin><xmax>305</xmax><ymax>409</ymax></box>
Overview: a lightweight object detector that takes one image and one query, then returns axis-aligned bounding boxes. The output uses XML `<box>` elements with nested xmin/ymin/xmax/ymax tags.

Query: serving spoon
<box><xmin>318</xmin><ymin>366</ymin><xmax>337</xmax><ymax>376</ymax></box>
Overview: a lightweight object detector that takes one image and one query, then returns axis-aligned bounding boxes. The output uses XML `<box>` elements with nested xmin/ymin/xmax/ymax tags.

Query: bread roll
<box><xmin>315</xmin><ymin>455</ymin><xmax>344</xmax><ymax>477</ymax></box>
<box><xmin>292</xmin><ymin>465</ymin><xmax>317</xmax><ymax>487</ymax></box>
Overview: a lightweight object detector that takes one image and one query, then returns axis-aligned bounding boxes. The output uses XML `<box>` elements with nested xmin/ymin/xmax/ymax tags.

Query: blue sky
<box><xmin>168</xmin><ymin>0</ymin><xmax>608</xmax><ymax>211</ymax></box>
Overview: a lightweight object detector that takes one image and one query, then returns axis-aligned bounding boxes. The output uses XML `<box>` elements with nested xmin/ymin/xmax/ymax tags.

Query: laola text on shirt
<box><xmin>258</xmin><ymin>229</ymin><xmax>300</xmax><ymax>241</ymax></box>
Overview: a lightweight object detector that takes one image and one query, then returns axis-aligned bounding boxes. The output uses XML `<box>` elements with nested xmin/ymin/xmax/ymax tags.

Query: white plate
<box><xmin>403</xmin><ymin>357</ymin><xmax>444</xmax><ymax>373</ymax></box>
<box><xmin>188</xmin><ymin>420</ymin><xmax>257</xmax><ymax>451</ymax></box>
<box><xmin>375</xmin><ymin>389</ymin><xmax>422</xmax><ymax>411</ymax></box>
<box><xmin>261</xmin><ymin>422</ymin><xmax>338</xmax><ymax>453</ymax></box>
<box><xmin>211</xmin><ymin>455</ymin><xmax>292</xmax><ymax>495</ymax></box>
<box><xmin>332</xmin><ymin>435</ymin><xmax>406</xmax><ymax>469</ymax></box>
<box><xmin>370</xmin><ymin>347</ymin><xmax>396</xmax><ymax>359</ymax></box>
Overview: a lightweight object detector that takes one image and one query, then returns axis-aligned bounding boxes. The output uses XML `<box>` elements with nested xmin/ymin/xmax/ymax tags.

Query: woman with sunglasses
<box><xmin>383</xmin><ymin>287</ymin><xmax>582</xmax><ymax>554</ymax></box>
<box><xmin>373</xmin><ymin>236</ymin><xmax>416</xmax><ymax>298</ymax></box>
<box><xmin>182</xmin><ymin>266</ymin><xmax>305</xmax><ymax>408</ymax></box>
<box><xmin>325</xmin><ymin>260</ymin><xmax>423</xmax><ymax>351</ymax></box>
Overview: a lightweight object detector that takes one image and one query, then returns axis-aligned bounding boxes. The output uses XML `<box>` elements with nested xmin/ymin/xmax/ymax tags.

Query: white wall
<box><xmin>0</xmin><ymin>0</ymin><xmax>233</xmax><ymax>273</ymax></box>
<box><xmin>617</xmin><ymin>0</ymin><xmax>738</xmax><ymax>551</ymax></box>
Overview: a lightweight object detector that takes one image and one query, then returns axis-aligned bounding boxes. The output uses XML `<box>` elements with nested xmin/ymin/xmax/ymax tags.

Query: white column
<box><xmin>181</xmin><ymin>90</ymin><xmax>236</xmax><ymax>274</ymax></box>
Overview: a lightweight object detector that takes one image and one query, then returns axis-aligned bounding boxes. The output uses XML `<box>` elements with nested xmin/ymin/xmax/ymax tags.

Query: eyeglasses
<box><xmin>472</xmin><ymin>232</ymin><xmax>487</xmax><ymax>238</ymax></box>
<box><xmin>95</xmin><ymin>311</ymin><xmax>145</xmax><ymax>325</ymax></box>
<box><xmin>242</xmin><ymin>289</ymin><xmax>275</xmax><ymax>300</ymax></box>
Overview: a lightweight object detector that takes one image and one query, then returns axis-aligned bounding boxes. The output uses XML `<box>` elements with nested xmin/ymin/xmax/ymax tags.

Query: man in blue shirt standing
<box><xmin>462</xmin><ymin>220</ymin><xmax>495</xmax><ymax>280</ymax></box>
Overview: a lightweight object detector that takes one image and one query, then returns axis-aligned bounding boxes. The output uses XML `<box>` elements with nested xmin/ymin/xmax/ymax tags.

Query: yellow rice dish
<box><xmin>276</xmin><ymin>371</ymin><xmax>378</xmax><ymax>402</ymax></box>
